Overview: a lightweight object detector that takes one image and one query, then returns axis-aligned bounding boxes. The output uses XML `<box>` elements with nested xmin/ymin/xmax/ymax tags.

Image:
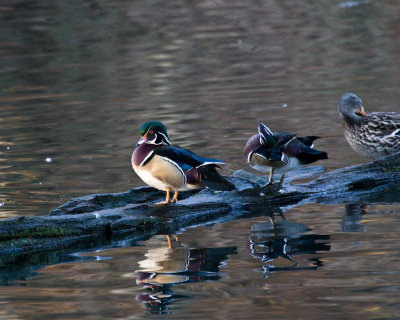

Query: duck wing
<box><xmin>154</xmin><ymin>145</ymin><xmax>225</xmax><ymax>171</ymax></box>
<box><xmin>273</xmin><ymin>132</ymin><xmax>297</xmax><ymax>149</ymax></box>
<box><xmin>283</xmin><ymin>138</ymin><xmax>328</xmax><ymax>165</ymax></box>
<box><xmin>367</xmin><ymin>112</ymin><xmax>400</xmax><ymax>137</ymax></box>
<box><xmin>155</xmin><ymin>146</ymin><xmax>235</xmax><ymax>191</ymax></box>
<box><xmin>296</xmin><ymin>136</ymin><xmax>321</xmax><ymax>147</ymax></box>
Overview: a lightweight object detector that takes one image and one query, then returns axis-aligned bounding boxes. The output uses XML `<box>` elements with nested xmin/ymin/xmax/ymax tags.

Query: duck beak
<box><xmin>358</xmin><ymin>107</ymin><xmax>367</xmax><ymax>117</ymax></box>
<box><xmin>136</xmin><ymin>135</ymin><xmax>147</xmax><ymax>146</ymax></box>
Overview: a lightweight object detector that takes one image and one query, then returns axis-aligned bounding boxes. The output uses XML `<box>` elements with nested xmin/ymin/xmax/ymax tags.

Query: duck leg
<box><xmin>268</xmin><ymin>216</ymin><xmax>276</xmax><ymax>228</ymax></box>
<box><xmin>167</xmin><ymin>235</ymin><xmax>173</xmax><ymax>249</ymax></box>
<box><xmin>156</xmin><ymin>187</ymin><xmax>171</xmax><ymax>205</ymax></box>
<box><xmin>171</xmin><ymin>191</ymin><xmax>179</xmax><ymax>203</ymax></box>
<box><xmin>279</xmin><ymin>173</ymin><xmax>285</xmax><ymax>183</ymax></box>
<box><xmin>263</xmin><ymin>168</ymin><xmax>274</xmax><ymax>186</ymax></box>
<box><xmin>166</xmin><ymin>234</ymin><xmax>180</xmax><ymax>249</ymax></box>
<box><xmin>173</xmin><ymin>234</ymin><xmax>181</xmax><ymax>247</ymax></box>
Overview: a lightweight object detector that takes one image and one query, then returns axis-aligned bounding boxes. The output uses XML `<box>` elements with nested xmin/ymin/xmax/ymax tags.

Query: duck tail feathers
<box><xmin>197</xmin><ymin>165</ymin><xmax>236</xmax><ymax>191</ymax></box>
<box><xmin>297</xmin><ymin>148</ymin><xmax>328</xmax><ymax>164</ymax></box>
<box><xmin>297</xmin><ymin>136</ymin><xmax>321</xmax><ymax>147</ymax></box>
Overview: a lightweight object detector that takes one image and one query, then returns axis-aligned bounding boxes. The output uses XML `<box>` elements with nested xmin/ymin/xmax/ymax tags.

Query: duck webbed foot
<box><xmin>155</xmin><ymin>200</ymin><xmax>171</xmax><ymax>205</ymax></box>
<box><xmin>262</xmin><ymin>180</ymin><xmax>273</xmax><ymax>187</ymax></box>
<box><xmin>262</xmin><ymin>171</ymin><xmax>285</xmax><ymax>187</ymax></box>
<box><xmin>155</xmin><ymin>188</ymin><xmax>173</xmax><ymax>205</ymax></box>
<box><xmin>170</xmin><ymin>191</ymin><xmax>179</xmax><ymax>203</ymax></box>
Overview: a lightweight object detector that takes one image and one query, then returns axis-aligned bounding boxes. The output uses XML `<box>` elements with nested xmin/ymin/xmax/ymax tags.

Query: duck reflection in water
<box><xmin>342</xmin><ymin>203</ymin><xmax>367</xmax><ymax>232</ymax></box>
<box><xmin>248</xmin><ymin>213</ymin><xmax>330</xmax><ymax>278</ymax></box>
<box><xmin>134</xmin><ymin>236</ymin><xmax>237</xmax><ymax>315</ymax></box>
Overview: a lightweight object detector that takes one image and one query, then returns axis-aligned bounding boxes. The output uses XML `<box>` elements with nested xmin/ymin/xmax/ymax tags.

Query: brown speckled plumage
<box><xmin>338</xmin><ymin>93</ymin><xmax>400</xmax><ymax>159</ymax></box>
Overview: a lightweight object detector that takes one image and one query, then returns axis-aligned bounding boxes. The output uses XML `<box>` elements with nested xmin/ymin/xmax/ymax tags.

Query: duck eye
<box><xmin>149</xmin><ymin>130</ymin><xmax>154</xmax><ymax>135</ymax></box>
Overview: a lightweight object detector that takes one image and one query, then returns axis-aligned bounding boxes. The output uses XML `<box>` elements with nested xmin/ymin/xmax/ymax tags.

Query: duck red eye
<box><xmin>149</xmin><ymin>130</ymin><xmax>154</xmax><ymax>134</ymax></box>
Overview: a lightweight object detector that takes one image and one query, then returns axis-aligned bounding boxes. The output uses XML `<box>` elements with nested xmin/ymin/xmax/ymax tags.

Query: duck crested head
<box><xmin>137</xmin><ymin>121</ymin><xmax>172</xmax><ymax>146</ymax></box>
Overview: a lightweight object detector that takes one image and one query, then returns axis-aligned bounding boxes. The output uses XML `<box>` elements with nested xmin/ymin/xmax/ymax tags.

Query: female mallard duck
<box><xmin>338</xmin><ymin>93</ymin><xmax>400</xmax><ymax>159</ymax></box>
<box><xmin>132</xmin><ymin>121</ymin><xmax>234</xmax><ymax>204</ymax></box>
<box><xmin>244</xmin><ymin>123</ymin><xmax>328</xmax><ymax>185</ymax></box>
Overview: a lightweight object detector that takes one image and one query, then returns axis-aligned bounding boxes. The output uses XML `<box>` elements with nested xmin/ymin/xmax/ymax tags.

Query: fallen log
<box><xmin>0</xmin><ymin>153</ymin><xmax>399</xmax><ymax>258</ymax></box>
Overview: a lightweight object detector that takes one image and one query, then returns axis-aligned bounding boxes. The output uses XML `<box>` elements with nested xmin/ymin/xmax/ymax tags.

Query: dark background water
<box><xmin>0</xmin><ymin>0</ymin><xmax>400</xmax><ymax>319</ymax></box>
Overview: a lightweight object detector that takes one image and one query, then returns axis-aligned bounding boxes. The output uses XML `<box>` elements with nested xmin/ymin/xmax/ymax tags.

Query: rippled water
<box><xmin>1</xmin><ymin>0</ymin><xmax>400</xmax><ymax>319</ymax></box>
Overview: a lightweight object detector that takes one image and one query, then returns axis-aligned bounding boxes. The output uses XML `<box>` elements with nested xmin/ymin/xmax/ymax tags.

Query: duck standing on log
<box><xmin>244</xmin><ymin>123</ymin><xmax>328</xmax><ymax>186</ymax></box>
<box><xmin>338</xmin><ymin>93</ymin><xmax>400</xmax><ymax>159</ymax></box>
<box><xmin>132</xmin><ymin>121</ymin><xmax>235</xmax><ymax>205</ymax></box>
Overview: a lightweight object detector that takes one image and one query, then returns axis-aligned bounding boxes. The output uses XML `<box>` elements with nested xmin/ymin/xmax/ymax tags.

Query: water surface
<box><xmin>1</xmin><ymin>0</ymin><xmax>400</xmax><ymax>319</ymax></box>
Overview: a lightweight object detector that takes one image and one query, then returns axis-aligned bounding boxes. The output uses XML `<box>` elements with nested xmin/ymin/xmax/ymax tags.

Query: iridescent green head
<box><xmin>137</xmin><ymin>121</ymin><xmax>171</xmax><ymax>146</ymax></box>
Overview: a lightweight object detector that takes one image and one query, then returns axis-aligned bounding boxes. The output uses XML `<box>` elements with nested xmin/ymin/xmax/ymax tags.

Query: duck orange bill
<box><xmin>136</xmin><ymin>135</ymin><xmax>147</xmax><ymax>146</ymax></box>
<box><xmin>359</xmin><ymin>108</ymin><xmax>367</xmax><ymax>117</ymax></box>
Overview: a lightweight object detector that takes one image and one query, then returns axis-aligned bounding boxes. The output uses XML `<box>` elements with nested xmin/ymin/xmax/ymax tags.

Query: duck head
<box><xmin>338</xmin><ymin>93</ymin><xmax>367</xmax><ymax>125</ymax></box>
<box><xmin>137</xmin><ymin>121</ymin><xmax>172</xmax><ymax>146</ymax></box>
<box><xmin>258</xmin><ymin>123</ymin><xmax>277</xmax><ymax>147</ymax></box>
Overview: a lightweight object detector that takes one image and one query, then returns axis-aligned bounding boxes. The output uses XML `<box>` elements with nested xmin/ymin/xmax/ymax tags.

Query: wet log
<box><xmin>0</xmin><ymin>153</ymin><xmax>399</xmax><ymax>256</ymax></box>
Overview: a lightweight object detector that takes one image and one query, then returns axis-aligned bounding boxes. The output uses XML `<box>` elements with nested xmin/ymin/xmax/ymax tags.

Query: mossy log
<box><xmin>0</xmin><ymin>153</ymin><xmax>400</xmax><ymax>257</ymax></box>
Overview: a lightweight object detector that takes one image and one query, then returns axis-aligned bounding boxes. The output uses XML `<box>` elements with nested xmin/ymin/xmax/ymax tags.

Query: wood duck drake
<box><xmin>132</xmin><ymin>121</ymin><xmax>235</xmax><ymax>204</ymax></box>
<box><xmin>338</xmin><ymin>93</ymin><xmax>400</xmax><ymax>159</ymax></box>
<box><xmin>244</xmin><ymin>123</ymin><xmax>328</xmax><ymax>185</ymax></box>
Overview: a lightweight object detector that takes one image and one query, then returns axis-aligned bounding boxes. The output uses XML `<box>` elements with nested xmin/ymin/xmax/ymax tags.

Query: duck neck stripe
<box><xmin>140</xmin><ymin>151</ymin><xmax>154</xmax><ymax>167</ymax></box>
<box><xmin>159</xmin><ymin>132</ymin><xmax>172</xmax><ymax>145</ymax></box>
